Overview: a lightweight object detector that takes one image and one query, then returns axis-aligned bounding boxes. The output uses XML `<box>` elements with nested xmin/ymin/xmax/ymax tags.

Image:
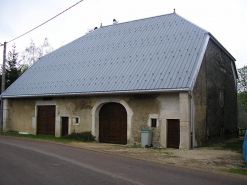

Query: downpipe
<box><xmin>189</xmin><ymin>91</ymin><xmax>193</xmax><ymax>149</ymax></box>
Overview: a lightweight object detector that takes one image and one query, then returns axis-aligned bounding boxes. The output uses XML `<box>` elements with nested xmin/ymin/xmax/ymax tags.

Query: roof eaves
<box><xmin>1</xmin><ymin>88</ymin><xmax>190</xmax><ymax>99</ymax></box>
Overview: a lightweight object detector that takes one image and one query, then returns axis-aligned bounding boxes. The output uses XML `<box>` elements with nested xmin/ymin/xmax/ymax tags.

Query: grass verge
<box><xmin>209</xmin><ymin>138</ymin><xmax>244</xmax><ymax>154</ymax></box>
<box><xmin>215</xmin><ymin>138</ymin><xmax>247</xmax><ymax>176</ymax></box>
<box><xmin>221</xmin><ymin>138</ymin><xmax>244</xmax><ymax>154</ymax></box>
<box><xmin>0</xmin><ymin>130</ymin><xmax>81</xmax><ymax>143</ymax></box>
<box><xmin>228</xmin><ymin>168</ymin><xmax>247</xmax><ymax>176</ymax></box>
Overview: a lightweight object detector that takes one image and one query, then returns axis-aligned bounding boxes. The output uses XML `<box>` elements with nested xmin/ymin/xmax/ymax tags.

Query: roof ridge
<box><xmin>101</xmin><ymin>12</ymin><xmax>175</xmax><ymax>28</ymax></box>
<box><xmin>174</xmin><ymin>13</ymin><xmax>208</xmax><ymax>33</ymax></box>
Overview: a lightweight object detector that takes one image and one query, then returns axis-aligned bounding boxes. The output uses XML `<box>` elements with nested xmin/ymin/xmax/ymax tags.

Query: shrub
<box><xmin>6</xmin><ymin>130</ymin><xmax>19</xmax><ymax>134</ymax></box>
<box><xmin>63</xmin><ymin>131</ymin><xmax>95</xmax><ymax>142</ymax></box>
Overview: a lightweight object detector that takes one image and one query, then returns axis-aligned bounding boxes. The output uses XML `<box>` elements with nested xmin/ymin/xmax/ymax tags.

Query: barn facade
<box><xmin>1</xmin><ymin>13</ymin><xmax>238</xmax><ymax>149</ymax></box>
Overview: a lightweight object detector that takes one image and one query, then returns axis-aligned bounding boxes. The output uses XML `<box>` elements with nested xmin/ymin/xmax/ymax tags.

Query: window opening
<box><xmin>151</xmin><ymin>118</ymin><xmax>157</xmax><ymax>127</ymax></box>
<box><xmin>73</xmin><ymin>116</ymin><xmax>80</xmax><ymax>125</ymax></box>
<box><xmin>219</xmin><ymin>90</ymin><xmax>224</xmax><ymax>108</ymax></box>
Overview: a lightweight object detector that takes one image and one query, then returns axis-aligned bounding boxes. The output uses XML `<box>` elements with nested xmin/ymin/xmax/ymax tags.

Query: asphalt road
<box><xmin>0</xmin><ymin>136</ymin><xmax>246</xmax><ymax>185</ymax></box>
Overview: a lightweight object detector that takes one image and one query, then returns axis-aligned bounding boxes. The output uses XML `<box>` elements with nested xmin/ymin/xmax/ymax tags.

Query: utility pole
<box><xmin>1</xmin><ymin>42</ymin><xmax>7</xmax><ymax>131</ymax></box>
<box><xmin>2</xmin><ymin>42</ymin><xmax>7</xmax><ymax>93</ymax></box>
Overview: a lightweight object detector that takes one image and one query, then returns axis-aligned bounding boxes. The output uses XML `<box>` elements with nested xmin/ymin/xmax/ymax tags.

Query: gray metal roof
<box><xmin>2</xmin><ymin>13</ymin><xmax>210</xmax><ymax>98</ymax></box>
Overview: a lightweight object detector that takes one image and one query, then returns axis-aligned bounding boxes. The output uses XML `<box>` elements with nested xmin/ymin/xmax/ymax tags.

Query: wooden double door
<box><xmin>37</xmin><ymin>106</ymin><xmax>56</xmax><ymax>136</ymax></box>
<box><xmin>99</xmin><ymin>103</ymin><xmax>127</xmax><ymax>144</ymax></box>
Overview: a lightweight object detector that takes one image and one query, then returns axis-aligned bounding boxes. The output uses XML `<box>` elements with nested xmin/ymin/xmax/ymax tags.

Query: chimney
<box><xmin>113</xmin><ymin>19</ymin><xmax>118</xmax><ymax>25</ymax></box>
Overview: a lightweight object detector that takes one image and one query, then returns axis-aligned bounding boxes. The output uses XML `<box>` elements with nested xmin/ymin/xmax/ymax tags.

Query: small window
<box><xmin>151</xmin><ymin>118</ymin><xmax>157</xmax><ymax>127</ymax></box>
<box><xmin>73</xmin><ymin>116</ymin><xmax>80</xmax><ymax>125</ymax></box>
<box><xmin>148</xmin><ymin>114</ymin><xmax>159</xmax><ymax>127</ymax></box>
<box><xmin>219</xmin><ymin>90</ymin><xmax>224</xmax><ymax>108</ymax></box>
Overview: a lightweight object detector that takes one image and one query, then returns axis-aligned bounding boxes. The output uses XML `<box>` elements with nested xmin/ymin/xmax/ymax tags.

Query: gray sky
<box><xmin>0</xmin><ymin>0</ymin><xmax>246</xmax><ymax>68</ymax></box>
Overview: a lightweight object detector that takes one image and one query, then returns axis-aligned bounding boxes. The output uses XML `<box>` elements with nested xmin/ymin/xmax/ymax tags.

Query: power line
<box><xmin>8</xmin><ymin>0</ymin><xmax>84</xmax><ymax>43</ymax></box>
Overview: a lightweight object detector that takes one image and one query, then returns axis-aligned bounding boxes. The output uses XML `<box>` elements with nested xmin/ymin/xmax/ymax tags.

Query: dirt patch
<box><xmin>66</xmin><ymin>139</ymin><xmax>245</xmax><ymax>176</ymax></box>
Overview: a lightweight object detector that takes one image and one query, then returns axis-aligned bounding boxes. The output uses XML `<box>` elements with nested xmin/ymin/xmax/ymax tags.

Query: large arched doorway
<box><xmin>99</xmin><ymin>103</ymin><xmax>127</xmax><ymax>144</ymax></box>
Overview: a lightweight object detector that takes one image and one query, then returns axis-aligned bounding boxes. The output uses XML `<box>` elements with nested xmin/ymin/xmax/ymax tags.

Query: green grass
<box><xmin>207</xmin><ymin>138</ymin><xmax>244</xmax><ymax>154</ymax></box>
<box><xmin>216</xmin><ymin>138</ymin><xmax>247</xmax><ymax>176</ymax></box>
<box><xmin>201</xmin><ymin>138</ymin><xmax>247</xmax><ymax>176</ymax></box>
<box><xmin>228</xmin><ymin>167</ymin><xmax>247</xmax><ymax>176</ymax></box>
<box><xmin>221</xmin><ymin>138</ymin><xmax>244</xmax><ymax>154</ymax></box>
<box><xmin>0</xmin><ymin>130</ymin><xmax>81</xmax><ymax>143</ymax></box>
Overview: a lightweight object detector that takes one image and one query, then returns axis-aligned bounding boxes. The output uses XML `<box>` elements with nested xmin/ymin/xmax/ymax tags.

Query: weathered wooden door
<box><xmin>37</xmin><ymin>106</ymin><xmax>56</xmax><ymax>136</ymax></box>
<box><xmin>167</xmin><ymin>119</ymin><xmax>180</xmax><ymax>148</ymax></box>
<box><xmin>99</xmin><ymin>103</ymin><xmax>127</xmax><ymax>144</ymax></box>
<box><xmin>61</xmin><ymin>117</ymin><xmax>69</xmax><ymax>136</ymax></box>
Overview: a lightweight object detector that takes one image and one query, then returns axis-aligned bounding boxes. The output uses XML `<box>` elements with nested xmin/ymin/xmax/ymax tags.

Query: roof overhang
<box><xmin>1</xmin><ymin>88</ymin><xmax>190</xmax><ymax>99</ymax></box>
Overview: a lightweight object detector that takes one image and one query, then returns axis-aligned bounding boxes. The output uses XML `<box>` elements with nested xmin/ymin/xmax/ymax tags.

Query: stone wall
<box><xmin>205</xmin><ymin>39</ymin><xmax>238</xmax><ymax>140</ymax></box>
<box><xmin>3</xmin><ymin>98</ymin><xmax>36</xmax><ymax>133</ymax></box>
<box><xmin>192</xmin><ymin>55</ymin><xmax>207</xmax><ymax>147</ymax></box>
<box><xmin>193</xmin><ymin>39</ymin><xmax>238</xmax><ymax>146</ymax></box>
<box><xmin>3</xmin><ymin>92</ymin><xmax>190</xmax><ymax>148</ymax></box>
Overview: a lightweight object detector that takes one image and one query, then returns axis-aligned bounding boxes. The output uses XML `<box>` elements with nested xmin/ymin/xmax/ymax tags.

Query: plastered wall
<box><xmin>3</xmin><ymin>92</ymin><xmax>191</xmax><ymax>148</ymax></box>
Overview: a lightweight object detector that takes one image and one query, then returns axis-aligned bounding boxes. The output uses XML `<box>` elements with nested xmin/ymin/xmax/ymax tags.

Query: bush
<box><xmin>6</xmin><ymin>130</ymin><xmax>19</xmax><ymax>134</ymax></box>
<box><xmin>63</xmin><ymin>131</ymin><xmax>95</xmax><ymax>142</ymax></box>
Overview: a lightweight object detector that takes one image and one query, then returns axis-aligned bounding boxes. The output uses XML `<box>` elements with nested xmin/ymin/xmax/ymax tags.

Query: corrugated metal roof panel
<box><xmin>2</xmin><ymin>13</ymin><xmax>210</xmax><ymax>98</ymax></box>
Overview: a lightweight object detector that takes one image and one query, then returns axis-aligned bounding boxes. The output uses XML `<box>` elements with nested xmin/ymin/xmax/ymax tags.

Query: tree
<box><xmin>238</xmin><ymin>66</ymin><xmax>247</xmax><ymax>111</ymax></box>
<box><xmin>5</xmin><ymin>44</ymin><xmax>23</xmax><ymax>89</ymax></box>
<box><xmin>238</xmin><ymin>65</ymin><xmax>247</xmax><ymax>92</ymax></box>
<box><xmin>0</xmin><ymin>39</ymin><xmax>53</xmax><ymax>91</ymax></box>
<box><xmin>237</xmin><ymin>65</ymin><xmax>247</xmax><ymax>128</ymax></box>
<box><xmin>21</xmin><ymin>38</ymin><xmax>53</xmax><ymax>67</ymax></box>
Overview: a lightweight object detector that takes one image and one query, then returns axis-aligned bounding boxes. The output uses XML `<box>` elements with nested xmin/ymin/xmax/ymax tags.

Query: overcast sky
<box><xmin>0</xmin><ymin>0</ymin><xmax>246</xmax><ymax>69</ymax></box>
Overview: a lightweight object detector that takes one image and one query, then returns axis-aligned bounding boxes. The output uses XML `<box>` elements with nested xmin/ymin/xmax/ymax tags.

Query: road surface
<box><xmin>0</xmin><ymin>136</ymin><xmax>246</xmax><ymax>185</ymax></box>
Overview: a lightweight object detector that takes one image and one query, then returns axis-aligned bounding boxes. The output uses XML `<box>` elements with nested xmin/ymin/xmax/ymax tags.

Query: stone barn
<box><xmin>1</xmin><ymin>12</ymin><xmax>238</xmax><ymax>149</ymax></box>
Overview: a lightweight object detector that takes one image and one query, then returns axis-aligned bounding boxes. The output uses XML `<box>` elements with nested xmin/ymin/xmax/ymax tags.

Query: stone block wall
<box><xmin>205</xmin><ymin>39</ymin><xmax>238</xmax><ymax>139</ymax></box>
<box><xmin>193</xmin><ymin>39</ymin><xmax>238</xmax><ymax>146</ymax></box>
<box><xmin>192</xmin><ymin>55</ymin><xmax>207</xmax><ymax>147</ymax></box>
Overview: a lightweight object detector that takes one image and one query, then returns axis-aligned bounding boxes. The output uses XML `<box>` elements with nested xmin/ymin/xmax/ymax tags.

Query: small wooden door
<box><xmin>99</xmin><ymin>103</ymin><xmax>127</xmax><ymax>144</ymax></box>
<box><xmin>167</xmin><ymin>119</ymin><xmax>180</xmax><ymax>148</ymax></box>
<box><xmin>37</xmin><ymin>106</ymin><xmax>56</xmax><ymax>136</ymax></box>
<box><xmin>61</xmin><ymin>117</ymin><xmax>69</xmax><ymax>136</ymax></box>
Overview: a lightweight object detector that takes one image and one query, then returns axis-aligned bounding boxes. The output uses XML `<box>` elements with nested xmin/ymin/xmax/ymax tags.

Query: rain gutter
<box><xmin>1</xmin><ymin>88</ymin><xmax>190</xmax><ymax>99</ymax></box>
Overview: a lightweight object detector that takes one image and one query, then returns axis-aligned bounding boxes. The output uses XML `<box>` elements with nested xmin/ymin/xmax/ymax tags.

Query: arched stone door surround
<box><xmin>91</xmin><ymin>99</ymin><xmax>133</xmax><ymax>142</ymax></box>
